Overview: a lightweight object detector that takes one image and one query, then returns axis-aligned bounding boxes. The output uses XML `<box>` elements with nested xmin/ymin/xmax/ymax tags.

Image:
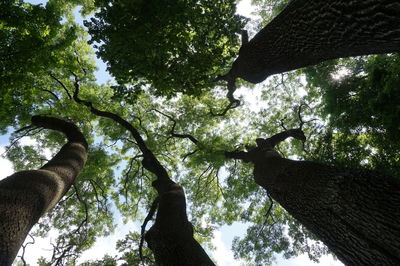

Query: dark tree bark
<box><xmin>145</xmin><ymin>179</ymin><xmax>216</xmax><ymax>266</ymax></box>
<box><xmin>0</xmin><ymin>116</ymin><xmax>88</xmax><ymax>266</ymax></box>
<box><xmin>71</xmin><ymin>79</ymin><xmax>215</xmax><ymax>265</ymax></box>
<box><xmin>226</xmin><ymin>130</ymin><xmax>400</xmax><ymax>266</ymax></box>
<box><xmin>225</xmin><ymin>0</ymin><xmax>400</xmax><ymax>84</ymax></box>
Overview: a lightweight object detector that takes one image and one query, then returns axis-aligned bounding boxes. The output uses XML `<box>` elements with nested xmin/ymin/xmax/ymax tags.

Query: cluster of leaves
<box><xmin>0</xmin><ymin>0</ymin><xmax>100</xmax><ymax>133</ymax></box>
<box><xmin>232</xmin><ymin>205</ymin><xmax>328</xmax><ymax>265</ymax></box>
<box><xmin>304</xmin><ymin>54</ymin><xmax>400</xmax><ymax>178</ymax></box>
<box><xmin>251</xmin><ymin>0</ymin><xmax>289</xmax><ymax>27</ymax></box>
<box><xmin>0</xmin><ymin>0</ymin><xmax>75</xmax><ymax>130</ymax></box>
<box><xmin>85</xmin><ymin>0</ymin><xmax>247</xmax><ymax>97</ymax></box>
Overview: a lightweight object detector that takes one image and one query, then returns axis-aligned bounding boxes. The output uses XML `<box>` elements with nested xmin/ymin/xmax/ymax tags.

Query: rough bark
<box><xmin>145</xmin><ymin>179</ymin><xmax>216</xmax><ymax>266</ymax></box>
<box><xmin>226</xmin><ymin>133</ymin><xmax>400</xmax><ymax>266</ymax></box>
<box><xmin>226</xmin><ymin>0</ymin><xmax>400</xmax><ymax>84</ymax></box>
<box><xmin>0</xmin><ymin>116</ymin><xmax>88</xmax><ymax>266</ymax></box>
<box><xmin>70</xmin><ymin>81</ymin><xmax>214</xmax><ymax>265</ymax></box>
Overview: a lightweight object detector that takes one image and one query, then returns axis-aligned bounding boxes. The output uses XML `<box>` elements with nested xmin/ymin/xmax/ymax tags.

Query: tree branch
<box><xmin>263</xmin><ymin>128</ymin><xmax>306</xmax><ymax>148</ymax></box>
<box><xmin>70</xmin><ymin>74</ymin><xmax>172</xmax><ymax>191</ymax></box>
<box><xmin>41</xmin><ymin>89</ymin><xmax>60</xmax><ymax>100</ymax></box>
<box><xmin>139</xmin><ymin>197</ymin><xmax>159</xmax><ymax>262</ymax></box>
<box><xmin>18</xmin><ymin>234</ymin><xmax>35</xmax><ymax>266</ymax></box>
<box><xmin>182</xmin><ymin>149</ymin><xmax>198</xmax><ymax>162</ymax></box>
<box><xmin>152</xmin><ymin>109</ymin><xmax>199</xmax><ymax>144</ymax></box>
<box><xmin>258</xmin><ymin>193</ymin><xmax>275</xmax><ymax>236</ymax></box>
<box><xmin>49</xmin><ymin>73</ymin><xmax>72</xmax><ymax>99</ymax></box>
<box><xmin>31</xmin><ymin>115</ymin><xmax>88</xmax><ymax>148</ymax></box>
<box><xmin>212</xmin><ymin>75</ymin><xmax>240</xmax><ymax>116</ymax></box>
<box><xmin>224</xmin><ymin>150</ymin><xmax>251</xmax><ymax>162</ymax></box>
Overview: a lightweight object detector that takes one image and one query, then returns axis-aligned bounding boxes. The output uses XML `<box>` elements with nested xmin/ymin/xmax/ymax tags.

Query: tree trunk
<box><xmin>72</xmin><ymin>86</ymin><xmax>214</xmax><ymax>265</ymax></box>
<box><xmin>228</xmin><ymin>0</ymin><xmax>400</xmax><ymax>83</ymax></box>
<box><xmin>145</xmin><ymin>179</ymin><xmax>216</xmax><ymax>266</ymax></box>
<box><xmin>0</xmin><ymin>116</ymin><xmax>87</xmax><ymax>265</ymax></box>
<box><xmin>250</xmin><ymin>152</ymin><xmax>400</xmax><ymax>265</ymax></box>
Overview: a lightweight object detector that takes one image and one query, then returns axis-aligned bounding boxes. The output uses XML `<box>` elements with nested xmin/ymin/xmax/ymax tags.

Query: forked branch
<box><xmin>152</xmin><ymin>109</ymin><xmax>199</xmax><ymax>144</ymax></box>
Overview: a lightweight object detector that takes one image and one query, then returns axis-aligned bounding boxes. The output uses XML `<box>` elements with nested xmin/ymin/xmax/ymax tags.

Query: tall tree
<box><xmin>0</xmin><ymin>116</ymin><xmax>88</xmax><ymax>265</ymax></box>
<box><xmin>225</xmin><ymin>128</ymin><xmax>400</xmax><ymax>265</ymax></box>
<box><xmin>70</xmin><ymin>78</ymin><xmax>216</xmax><ymax>265</ymax></box>
<box><xmin>222</xmin><ymin>0</ymin><xmax>400</xmax><ymax>86</ymax></box>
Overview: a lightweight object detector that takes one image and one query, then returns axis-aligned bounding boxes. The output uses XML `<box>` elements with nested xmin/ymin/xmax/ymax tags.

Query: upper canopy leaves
<box><xmin>85</xmin><ymin>0</ymin><xmax>247</xmax><ymax>97</ymax></box>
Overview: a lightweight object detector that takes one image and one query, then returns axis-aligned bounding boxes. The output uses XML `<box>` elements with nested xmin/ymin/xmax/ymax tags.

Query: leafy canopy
<box><xmin>304</xmin><ymin>54</ymin><xmax>400</xmax><ymax>178</ymax></box>
<box><xmin>85</xmin><ymin>0</ymin><xmax>247</xmax><ymax>97</ymax></box>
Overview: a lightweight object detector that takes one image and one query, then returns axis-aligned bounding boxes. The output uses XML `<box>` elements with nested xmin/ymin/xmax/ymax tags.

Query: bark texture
<box><xmin>70</xmin><ymin>83</ymin><xmax>214</xmax><ymax>265</ymax></box>
<box><xmin>227</xmin><ymin>0</ymin><xmax>400</xmax><ymax>83</ymax></box>
<box><xmin>145</xmin><ymin>180</ymin><xmax>216</xmax><ymax>266</ymax></box>
<box><xmin>0</xmin><ymin>116</ymin><xmax>87</xmax><ymax>266</ymax></box>
<box><xmin>226</xmin><ymin>140</ymin><xmax>400</xmax><ymax>266</ymax></box>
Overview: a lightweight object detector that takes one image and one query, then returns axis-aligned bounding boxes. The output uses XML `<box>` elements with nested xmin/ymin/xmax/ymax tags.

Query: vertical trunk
<box><xmin>228</xmin><ymin>0</ymin><xmax>400</xmax><ymax>83</ymax></box>
<box><xmin>72</xmin><ymin>86</ymin><xmax>214</xmax><ymax>265</ymax></box>
<box><xmin>145</xmin><ymin>179</ymin><xmax>216</xmax><ymax>266</ymax></box>
<box><xmin>0</xmin><ymin>116</ymin><xmax>87</xmax><ymax>265</ymax></box>
<box><xmin>252</xmin><ymin>155</ymin><xmax>400</xmax><ymax>266</ymax></box>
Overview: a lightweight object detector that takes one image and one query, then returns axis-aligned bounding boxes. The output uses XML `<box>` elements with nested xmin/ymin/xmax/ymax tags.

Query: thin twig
<box><xmin>18</xmin><ymin>234</ymin><xmax>35</xmax><ymax>266</ymax></box>
<box><xmin>74</xmin><ymin>50</ymin><xmax>87</xmax><ymax>76</ymax></box>
<box><xmin>258</xmin><ymin>193</ymin><xmax>275</xmax><ymax>236</ymax></box>
<box><xmin>139</xmin><ymin>197</ymin><xmax>159</xmax><ymax>262</ymax></box>
<box><xmin>152</xmin><ymin>109</ymin><xmax>199</xmax><ymax>144</ymax></box>
<box><xmin>41</xmin><ymin>89</ymin><xmax>60</xmax><ymax>100</ymax></box>
<box><xmin>182</xmin><ymin>149</ymin><xmax>198</xmax><ymax>161</ymax></box>
<box><xmin>72</xmin><ymin>184</ymin><xmax>89</xmax><ymax>236</ymax></box>
<box><xmin>49</xmin><ymin>73</ymin><xmax>72</xmax><ymax>99</ymax></box>
<box><xmin>1</xmin><ymin>127</ymin><xmax>42</xmax><ymax>156</ymax></box>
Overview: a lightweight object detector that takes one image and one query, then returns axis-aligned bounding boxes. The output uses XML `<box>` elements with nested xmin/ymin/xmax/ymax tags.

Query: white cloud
<box><xmin>237</xmin><ymin>0</ymin><xmax>256</xmax><ymax>18</ymax></box>
<box><xmin>20</xmin><ymin>136</ymin><xmax>53</xmax><ymax>160</ymax></box>
<box><xmin>18</xmin><ymin>136</ymin><xmax>38</xmax><ymax>146</ymax></box>
<box><xmin>212</xmin><ymin>230</ymin><xmax>244</xmax><ymax>266</ymax></box>
<box><xmin>78</xmin><ymin>219</ymin><xmax>138</xmax><ymax>263</ymax></box>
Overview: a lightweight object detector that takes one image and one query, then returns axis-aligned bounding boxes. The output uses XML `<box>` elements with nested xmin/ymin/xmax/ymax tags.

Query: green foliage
<box><xmin>232</xmin><ymin>206</ymin><xmax>328</xmax><ymax>266</ymax></box>
<box><xmin>304</xmin><ymin>54</ymin><xmax>400</xmax><ymax>178</ymax></box>
<box><xmin>0</xmin><ymin>0</ymin><xmax>99</xmax><ymax>133</ymax></box>
<box><xmin>0</xmin><ymin>0</ymin><xmax>65</xmax><ymax>74</ymax></box>
<box><xmin>251</xmin><ymin>0</ymin><xmax>289</xmax><ymax>27</ymax></box>
<box><xmin>85</xmin><ymin>0</ymin><xmax>247</xmax><ymax>97</ymax></box>
<box><xmin>80</xmin><ymin>231</ymin><xmax>155</xmax><ymax>265</ymax></box>
<box><xmin>0</xmin><ymin>0</ymin><xmax>70</xmax><ymax>130</ymax></box>
<box><xmin>46</xmin><ymin>0</ymin><xmax>97</xmax><ymax>17</ymax></box>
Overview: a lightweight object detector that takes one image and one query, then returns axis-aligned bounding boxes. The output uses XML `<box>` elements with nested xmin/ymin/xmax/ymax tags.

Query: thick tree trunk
<box><xmin>228</xmin><ymin>0</ymin><xmax>400</xmax><ymax>83</ymax></box>
<box><xmin>245</xmin><ymin>151</ymin><xmax>400</xmax><ymax>265</ymax></box>
<box><xmin>72</xmin><ymin>85</ymin><xmax>214</xmax><ymax>265</ymax></box>
<box><xmin>0</xmin><ymin>116</ymin><xmax>87</xmax><ymax>265</ymax></box>
<box><xmin>145</xmin><ymin>179</ymin><xmax>216</xmax><ymax>266</ymax></box>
